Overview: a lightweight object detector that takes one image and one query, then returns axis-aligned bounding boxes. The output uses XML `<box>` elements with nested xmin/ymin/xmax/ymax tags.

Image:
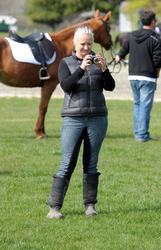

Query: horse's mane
<box><xmin>49</xmin><ymin>10</ymin><xmax>111</xmax><ymax>42</ymax></box>
<box><xmin>51</xmin><ymin>18</ymin><xmax>96</xmax><ymax>38</ymax></box>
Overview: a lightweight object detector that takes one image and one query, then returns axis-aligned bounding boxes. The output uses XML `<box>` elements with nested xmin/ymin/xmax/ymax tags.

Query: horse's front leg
<box><xmin>35</xmin><ymin>80</ymin><xmax>58</xmax><ymax>139</ymax></box>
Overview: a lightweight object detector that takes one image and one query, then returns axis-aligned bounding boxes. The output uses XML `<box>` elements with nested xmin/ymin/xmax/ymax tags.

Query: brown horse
<box><xmin>0</xmin><ymin>10</ymin><xmax>112</xmax><ymax>139</ymax></box>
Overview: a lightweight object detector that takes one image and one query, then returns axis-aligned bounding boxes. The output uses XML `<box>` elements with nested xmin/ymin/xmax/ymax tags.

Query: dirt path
<box><xmin>0</xmin><ymin>67</ymin><xmax>161</xmax><ymax>101</ymax></box>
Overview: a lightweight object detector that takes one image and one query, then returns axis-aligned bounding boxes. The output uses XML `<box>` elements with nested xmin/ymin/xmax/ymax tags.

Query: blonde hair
<box><xmin>73</xmin><ymin>26</ymin><xmax>94</xmax><ymax>46</ymax></box>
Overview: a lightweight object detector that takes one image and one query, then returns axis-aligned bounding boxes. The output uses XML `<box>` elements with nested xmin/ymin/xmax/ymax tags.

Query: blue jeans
<box><xmin>130</xmin><ymin>80</ymin><xmax>156</xmax><ymax>140</ymax></box>
<box><xmin>56</xmin><ymin>116</ymin><xmax>108</xmax><ymax>178</ymax></box>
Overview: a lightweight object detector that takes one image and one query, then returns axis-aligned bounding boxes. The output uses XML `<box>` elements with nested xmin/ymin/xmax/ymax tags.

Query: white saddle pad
<box><xmin>5</xmin><ymin>33</ymin><xmax>56</xmax><ymax>65</ymax></box>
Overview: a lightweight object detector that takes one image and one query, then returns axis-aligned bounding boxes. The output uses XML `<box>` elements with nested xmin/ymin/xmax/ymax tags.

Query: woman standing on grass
<box><xmin>47</xmin><ymin>26</ymin><xmax>115</xmax><ymax>219</ymax></box>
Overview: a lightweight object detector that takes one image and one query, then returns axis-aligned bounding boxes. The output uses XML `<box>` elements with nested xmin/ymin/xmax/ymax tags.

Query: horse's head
<box><xmin>50</xmin><ymin>10</ymin><xmax>112</xmax><ymax>57</ymax></box>
<box><xmin>88</xmin><ymin>10</ymin><xmax>112</xmax><ymax>50</ymax></box>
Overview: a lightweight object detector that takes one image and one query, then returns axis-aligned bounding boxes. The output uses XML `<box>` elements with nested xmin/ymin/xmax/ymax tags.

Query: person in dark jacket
<box><xmin>116</xmin><ymin>10</ymin><xmax>161</xmax><ymax>142</ymax></box>
<box><xmin>47</xmin><ymin>26</ymin><xmax>115</xmax><ymax>219</ymax></box>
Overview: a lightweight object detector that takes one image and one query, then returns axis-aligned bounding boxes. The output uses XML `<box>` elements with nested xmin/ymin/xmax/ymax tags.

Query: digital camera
<box><xmin>90</xmin><ymin>55</ymin><xmax>99</xmax><ymax>64</ymax></box>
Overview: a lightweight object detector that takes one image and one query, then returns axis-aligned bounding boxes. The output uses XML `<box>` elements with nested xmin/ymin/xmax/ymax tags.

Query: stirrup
<box><xmin>39</xmin><ymin>67</ymin><xmax>50</xmax><ymax>80</ymax></box>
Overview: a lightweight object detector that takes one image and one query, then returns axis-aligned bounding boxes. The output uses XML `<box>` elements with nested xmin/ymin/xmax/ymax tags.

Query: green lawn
<box><xmin>0</xmin><ymin>97</ymin><xmax>161</xmax><ymax>250</ymax></box>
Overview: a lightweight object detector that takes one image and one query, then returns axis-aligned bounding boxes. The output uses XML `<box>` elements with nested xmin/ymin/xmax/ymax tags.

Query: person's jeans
<box><xmin>56</xmin><ymin>116</ymin><xmax>108</xmax><ymax>178</ymax></box>
<box><xmin>130</xmin><ymin>80</ymin><xmax>156</xmax><ymax>140</ymax></box>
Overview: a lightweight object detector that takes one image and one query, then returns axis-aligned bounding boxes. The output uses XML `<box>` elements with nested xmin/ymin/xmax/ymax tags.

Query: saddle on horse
<box><xmin>9</xmin><ymin>31</ymin><xmax>55</xmax><ymax>81</ymax></box>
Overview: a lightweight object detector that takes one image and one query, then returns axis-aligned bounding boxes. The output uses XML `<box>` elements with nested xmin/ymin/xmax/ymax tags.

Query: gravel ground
<box><xmin>0</xmin><ymin>66</ymin><xmax>161</xmax><ymax>101</ymax></box>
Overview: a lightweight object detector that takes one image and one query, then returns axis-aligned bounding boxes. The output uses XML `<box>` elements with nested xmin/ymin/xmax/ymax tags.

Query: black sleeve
<box><xmin>118</xmin><ymin>39</ymin><xmax>130</xmax><ymax>59</ymax></box>
<box><xmin>102</xmin><ymin>68</ymin><xmax>115</xmax><ymax>91</ymax></box>
<box><xmin>58</xmin><ymin>60</ymin><xmax>85</xmax><ymax>92</ymax></box>
<box><xmin>152</xmin><ymin>36</ymin><xmax>161</xmax><ymax>68</ymax></box>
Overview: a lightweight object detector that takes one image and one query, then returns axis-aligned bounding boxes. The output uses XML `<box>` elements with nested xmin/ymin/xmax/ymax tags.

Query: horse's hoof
<box><xmin>36</xmin><ymin>133</ymin><xmax>47</xmax><ymax>140</ymax></box>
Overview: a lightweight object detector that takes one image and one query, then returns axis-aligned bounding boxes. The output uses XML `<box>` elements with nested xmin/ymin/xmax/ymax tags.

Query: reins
<box><xmin>99</xmin><ymin>19</ymin><xmax>128</xmax><ymax>73</ymax></box>
<box><xmin>100</xmin><ymin>45</ymin><xmax>128</xmax><ymax>74</ymax></box>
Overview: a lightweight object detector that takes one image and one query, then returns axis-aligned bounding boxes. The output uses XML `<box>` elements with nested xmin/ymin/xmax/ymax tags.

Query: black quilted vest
<box><xmin>61</xmin><ymin>55</ymin><xmax>107</xmax><ymax>117</ymax></box>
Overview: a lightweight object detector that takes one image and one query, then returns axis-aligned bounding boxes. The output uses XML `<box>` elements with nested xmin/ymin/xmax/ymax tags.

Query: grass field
<box><xmin>0</xmin><ymin>97</ymin><xmax>161</xmax><ymax>250</ymax></box>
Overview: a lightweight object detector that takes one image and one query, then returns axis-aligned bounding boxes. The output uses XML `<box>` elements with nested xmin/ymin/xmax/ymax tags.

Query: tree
<box><xmin>124</xmin><ymin>0</ymin><xmax>161</xmax><ymax>19</ymax></box>
<box><xmin>61</xmin><ymin>0</ymin><xmax>111</xmax><ymax>16</ymax></box>
<box><xmin>120</xmin><ymin>0</ymin><xmax>161</xmax><ymax>30</ymax></box>
<box><xmin>26</xmin><ymin>0</ymin><xmax>65</xmax><ymax>26</ymax></box>
<box><xmin>62</xmin><ymin>0</ymin><xmax>123</xmax><ymax>20</ymax></box>
<box><xmin>26</xmin><ymin>0</ymin><xmax>123</xmax><ymax>27</ymax></box>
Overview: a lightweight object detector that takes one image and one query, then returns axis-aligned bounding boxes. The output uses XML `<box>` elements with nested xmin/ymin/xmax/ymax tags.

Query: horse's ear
<box><xmin>95</xmin><ymin>9</ymin><xmax>100</xmax><ymax>18</ymax></box>
<box><xmin>103</xmin><ymin>11</ymin><xmax>111</xmax><ymax>21</ymax></box>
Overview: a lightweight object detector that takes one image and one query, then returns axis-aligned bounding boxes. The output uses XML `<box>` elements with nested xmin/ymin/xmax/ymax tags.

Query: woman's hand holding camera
<box><xmin>80</xmin><ymin>53</ymin><xmax>107</xmax><ymax>72</ymax></box>
<box><xmin>96</xmin><ymin>53</ymin><xmax>108</xmax><ymax>72</ymax></box>
<box><xmin>80</xmin><ymin>55</ymin><xmax>93</xmax><ymax>70</ymax></box>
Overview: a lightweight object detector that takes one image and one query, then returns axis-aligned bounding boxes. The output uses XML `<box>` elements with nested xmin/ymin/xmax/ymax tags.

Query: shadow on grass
<box><xmin>0</xmin><ymin>135</ymin><xmax>35</xmax><ymax>140</ymax></box>
<box><xmin>0</xmin><ymin>134</ymin><xmax>60</xmax><ymax>140</ymax></box>
<box><xmin>0</xmin><ymin>170</ymin><xmax>12</xmax><ymax>176</ymax></box>
<box><xmin>64</xmin><ymin>210</ymin><xmax>84</xmax><ymax>216</ymax></box>
<box><xmin>106</xmin><ymin>134</ymin><xmax>161</xmax><ymax>141</ymax></box>
<box><xmin>100</xmin><ymin>205</ymin><xmax>161</xmax><ymax>215</ymax></box>
<box><xmin>106</xmin><ymin>133</ymin><xmax>133</xmax><ymax>139</ymax></box>
<box><xmin>60</xmin><ymin>204</ymin><xmax>161</xmax><ymax>218</ymax></box>
<box><xmin>45</xmin><ymin>204</ymin><xmax>161</xmax><ymax>219</ymax></box>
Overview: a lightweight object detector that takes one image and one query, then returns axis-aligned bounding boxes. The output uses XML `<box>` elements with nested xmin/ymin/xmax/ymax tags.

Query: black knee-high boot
<box><xmin>48</xmin><ymin>175</ymin><xmax>69</xmax><ymax>210</ymax></box>
<box><xmin>83</xmin><ymin>172</ymin><xmax>101</xmax><ymax>216</ymax></box>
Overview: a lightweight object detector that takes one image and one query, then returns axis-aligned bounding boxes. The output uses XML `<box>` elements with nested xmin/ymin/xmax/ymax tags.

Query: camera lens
<box><xmin>91</xmin><ymin>56</ymin><xmax>99</xmax><ymax>64</ymax></box>
<box><xmin>93</xmin><ymin>57</ymin><xmax>99</xmax><ymax>64</ymax></box>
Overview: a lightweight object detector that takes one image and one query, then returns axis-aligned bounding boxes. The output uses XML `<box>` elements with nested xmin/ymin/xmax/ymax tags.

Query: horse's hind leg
<box><xmin>35</xmin><ymin>80</ymin><xmax>57</xmax><ymax>139</ymax></box>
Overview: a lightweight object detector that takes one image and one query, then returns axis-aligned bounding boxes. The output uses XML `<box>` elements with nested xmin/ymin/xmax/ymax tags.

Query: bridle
<box><xmin>100</xmin><ymin>19</ymin><xmax>112</xmax><ymax>51</ymax></box>
<box><xmin>99</xmin><ymin>19</ymin><xmax>127</xmax><ymax>73</ymax></box>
